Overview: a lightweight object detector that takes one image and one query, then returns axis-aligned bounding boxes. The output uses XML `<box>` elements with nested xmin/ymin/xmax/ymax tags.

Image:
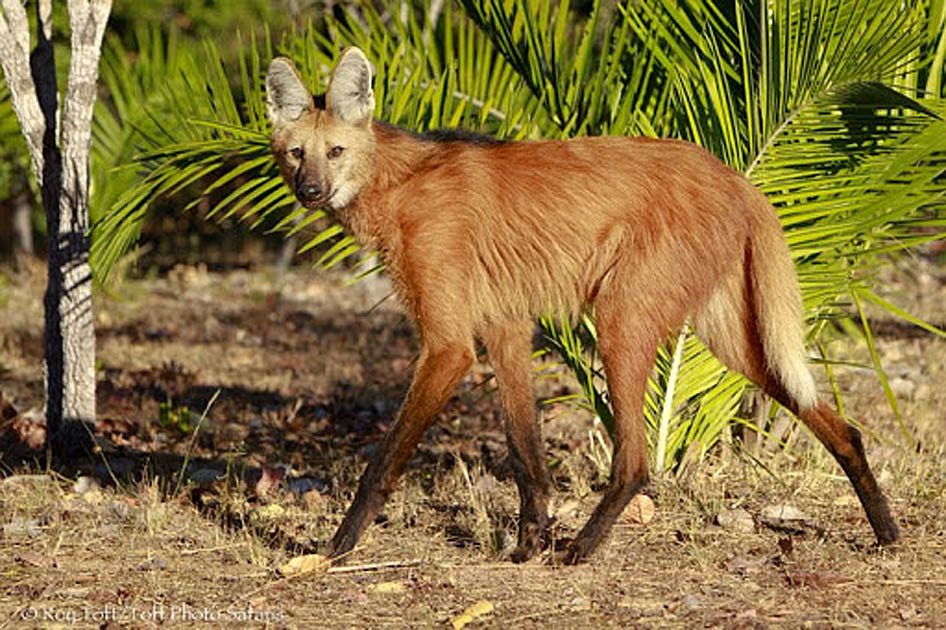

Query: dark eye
<box><xmin>289</xmin><ymin>147</ymin><xmax>303</xmax><ymax>160</ymax></box>
<box><xmin>327</xmin><ymin>145</ymin><xmax>344</xmax><ymax>159</ymax></box>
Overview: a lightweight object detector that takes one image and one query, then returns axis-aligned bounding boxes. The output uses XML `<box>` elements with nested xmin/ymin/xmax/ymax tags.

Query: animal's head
<box><xmin>266</xmin><ymin>48</ymin><xmax>376</xmax><ymax>211</ymax></box>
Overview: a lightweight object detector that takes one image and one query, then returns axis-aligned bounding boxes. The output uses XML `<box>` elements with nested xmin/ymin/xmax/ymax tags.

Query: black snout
<box><xmin>297</xmin><ymin>183</ymin><xmax>322</xmax><ymax>203</ymax></box>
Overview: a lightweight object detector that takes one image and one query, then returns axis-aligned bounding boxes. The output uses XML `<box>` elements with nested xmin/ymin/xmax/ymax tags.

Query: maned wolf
<box><xmin>265</xmin><ymin>47</ymin><xmax>899</xmax><ymax>564</ymax></box>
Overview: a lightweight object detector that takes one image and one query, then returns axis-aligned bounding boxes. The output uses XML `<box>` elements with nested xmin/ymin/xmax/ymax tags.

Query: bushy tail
<box><xmin>747</xmin><ymin>204</ymin><xmax>817</xmax><ymax>411</ymax></box>
<box><xmin>692</xmin><ymin>193</ymin><xmax>817</xmax><ymax>412</ymax></box>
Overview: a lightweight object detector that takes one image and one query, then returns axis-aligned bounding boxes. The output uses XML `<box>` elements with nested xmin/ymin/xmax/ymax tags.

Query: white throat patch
<box><xmin>330</xmin><ymin>181</ymin><xmax>360</xmax><ymax>210</ymax></box>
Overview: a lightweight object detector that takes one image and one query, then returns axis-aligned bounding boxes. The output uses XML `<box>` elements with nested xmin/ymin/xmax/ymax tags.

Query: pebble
<box><xmin>717</xmin><ymin>507</ymin><xmax>754</xmax><ymax>533</ymax></box>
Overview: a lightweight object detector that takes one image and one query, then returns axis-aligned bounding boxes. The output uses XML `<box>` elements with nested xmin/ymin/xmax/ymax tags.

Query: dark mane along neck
<box><xmin>374</xmin><ymin>120</ymin><xmax>506</xmax><ymax>146</ymax></box>
<box><xmin>368</xmin><ymin>121</ymin><xmax>506</xmax><ymax>191</ymax></box>
<box><xmin>414</xmin><ymin>127</ymin><xmax>507</xmax><ymax>146</ymax></box>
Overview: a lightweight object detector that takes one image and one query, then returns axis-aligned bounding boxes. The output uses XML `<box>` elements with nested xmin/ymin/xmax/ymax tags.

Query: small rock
<box><xmin>761</xmin><ymin>504</ymin><xmax>810</xmax><ymax>523</ymax></box>
<box><xmin>3</xmin><ymin>518</ymin><xmax>42</xmax><ymax>538</ymax></box>
<box><xmin>889</xmin><ymin>376</ymin><xmax>915</xmax><ymax>400</ymax></box>
<box><xmin>73</xmin><ymin>475</ymin><xmax>101</xmax><ymax>495</ymax></box>
<box><xmin>624</xmin><ymin>494</ymin><xmax>656</xmax><ymax>525</ymax></box>
<box><xmin>278</xmin><ymin>553</ymin><xmax>330</xmax><ymax>577</ymax></box>
<box><xmin>680</xmin><ymin>593</ymin><xmax>701</xmax><ymax>611</ymax></box>
<box><xmin>287</xmin><ymin>477</ymin><xmax>326</xmax><ymax>495</ymax></box>
<box><xmin>717</xmin><ymin>507</ymin><xmax>754</xmax><ymax>533</ymax></box>
<box><xmin>568</xmin><ymin>596</ymin><xmax>591</xmax><ymax>611</ymax></box>
<box><xmin>189</xmin><ymin>468</ymin><xmax>224</xmax><ymax>486</ymax></box>
<box><xmin>760</xmin><ymin>504</ymin><xmax>812</xmax><ymax>533</ymax></box>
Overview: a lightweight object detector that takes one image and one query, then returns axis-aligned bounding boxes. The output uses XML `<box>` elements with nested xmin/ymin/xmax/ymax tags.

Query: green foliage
<box><xmin>159</xmin><ymin>400</ymin><xmax>193</xmax><ymax>434</ymax></box>
<box><xmin>0</xmin><ymin>78</ymin><xmax>32</xmax><ymax>205</ymax></box>
<box><xmin>90</xmin><ymin>0</ymin><xmax>946</xmax><ymax>474</ymax></box>
<box><xmin>110</xmin><ymin>0</ymin><xmax>290</xmax><ymax>42</ymax></box>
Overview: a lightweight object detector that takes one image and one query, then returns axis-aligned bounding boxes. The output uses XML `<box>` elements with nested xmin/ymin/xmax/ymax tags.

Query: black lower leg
<box><xmin>564</xmin><ymin>474</ymin><xmax>648</xmax><ymax>565</ymax></box>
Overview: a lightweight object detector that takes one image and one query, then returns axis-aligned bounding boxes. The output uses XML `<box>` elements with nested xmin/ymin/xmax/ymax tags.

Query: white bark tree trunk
<box><xmin>0</xmin><ymin>0</ymin><xmax>110</xmax><ymax>458</ymax></box>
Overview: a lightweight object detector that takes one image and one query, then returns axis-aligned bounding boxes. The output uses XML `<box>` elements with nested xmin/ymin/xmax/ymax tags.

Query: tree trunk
<box><xmin>0</xmin><ymin>0</ymin><xmax>111</xmax><ymax>459</ymax></box>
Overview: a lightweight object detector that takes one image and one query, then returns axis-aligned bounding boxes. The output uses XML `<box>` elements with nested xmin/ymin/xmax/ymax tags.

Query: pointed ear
<box><xmin>266</xmin><ymin>57</ymin><xmax>314</xmax><ymax>128</ymax></box>
<box><xmin>326</xmin><ymin>47</ymin><xmax>375</xmax><ymax>127</ymax></box>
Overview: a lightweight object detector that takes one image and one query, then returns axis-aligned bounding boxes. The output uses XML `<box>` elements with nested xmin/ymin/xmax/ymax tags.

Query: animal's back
<box><xmin>425</xmin><ymin>135</ymin><xmax>760</xmax><ymax>328</ymax></box>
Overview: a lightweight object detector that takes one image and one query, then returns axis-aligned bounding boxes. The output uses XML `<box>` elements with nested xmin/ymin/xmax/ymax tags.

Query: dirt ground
<box><xmin>1</xmin><ymin>252</ymin><xmax>944</xmax><ymax>629</ymax></box>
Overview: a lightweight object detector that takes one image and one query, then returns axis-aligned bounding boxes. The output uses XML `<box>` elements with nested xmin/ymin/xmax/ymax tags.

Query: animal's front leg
<box><xmin>483</xmin><ymin>320</ymin><xmax>551</xmax><ymax>562</ymax></box>
<box><xmin>326</xmin><ymin>341</ymin><xmax>474</xmax><ymax>560</ymax></box>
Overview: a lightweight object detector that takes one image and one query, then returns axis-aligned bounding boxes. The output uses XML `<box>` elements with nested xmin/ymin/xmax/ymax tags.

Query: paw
<box><xmin>509</xmin><ymin>521</ymin><xmax>547</xmax><ymax>563</ymax></box>
<box><xmin>510</xmin><ymin>545</ymin><xmax>536</xmax><ymax>563</ymax></box>
<box><xmin>560</xmin><ymin>536</ymin><xmax>595</xmax><ymax>565</ymax></box>
<box><xmin>325</xmin><ymin>529</ymin><xmax>358</xmax><ymax>561</ymax></box>
<box><xmin>875</xmin><ymin>520</ymin><xmax>900</xmax><ymax>546</ymax></box>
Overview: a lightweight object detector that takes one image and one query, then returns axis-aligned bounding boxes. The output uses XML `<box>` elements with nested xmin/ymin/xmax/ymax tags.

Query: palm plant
<box><xmin>91</xmin><ymin>0</ymin><xmax>946</xmax><ymax>474</ymax></box>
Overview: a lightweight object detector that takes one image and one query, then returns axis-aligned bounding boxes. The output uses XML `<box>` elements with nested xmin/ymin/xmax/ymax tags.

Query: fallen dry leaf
<box><xmin>254</xmin><ymin>504</ymin><xmax>286</xmax><ymax>520</ymax></box>
<box><xmin>451</xmin><ymin>600</ymin><xmax>494</xmax><ymax>629</ymax></box>
<box><xmin>16</xmin><ymin>551</ymin><xmax>56</xmax><ymax>568</ymax></box>
<box><xmin>278</xmin><ymin>553</ymin><xmax>330</xmax><ymax>577</ymax></box>
<box><xmin>785</xmin><ymin>571</ymin><xmax>853</xmax><ymax>589</ymax></box>
<box><xmin>371</xmin><ymin>581</ymin><xmax>406</xmax><ymax>593</ymax></box>
<box><xmin>256</xmin><ymin>465</ymin><xmax>287</xmax><ymax>496</ymax></box>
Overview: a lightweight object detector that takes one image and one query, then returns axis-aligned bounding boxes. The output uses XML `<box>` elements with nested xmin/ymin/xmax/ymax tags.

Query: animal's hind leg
<box><xmin>794</xmin><ymin>402</ymin><xmax>898</xmax><ymax>544</ymax></box>
<box><xmin>564</xmin><ymin>299</ymin><xmax>661</xmax><ymax>565</ymax></box>
<box><xmin>483</xmin><ymin>320</ymin><xmax>551</xmax><ymax>562</ymax></box>
<box><xmin>693</xmin><ymin>276</ymin><xmax>898</xmax><ymax>545</ymax></box>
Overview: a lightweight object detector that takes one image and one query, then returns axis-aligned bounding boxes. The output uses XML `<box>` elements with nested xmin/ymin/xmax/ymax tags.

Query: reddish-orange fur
<box><xmin>266</xmin><ymin>50</ymin><xmax>898</xmax><ymax>564</ymax></box>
